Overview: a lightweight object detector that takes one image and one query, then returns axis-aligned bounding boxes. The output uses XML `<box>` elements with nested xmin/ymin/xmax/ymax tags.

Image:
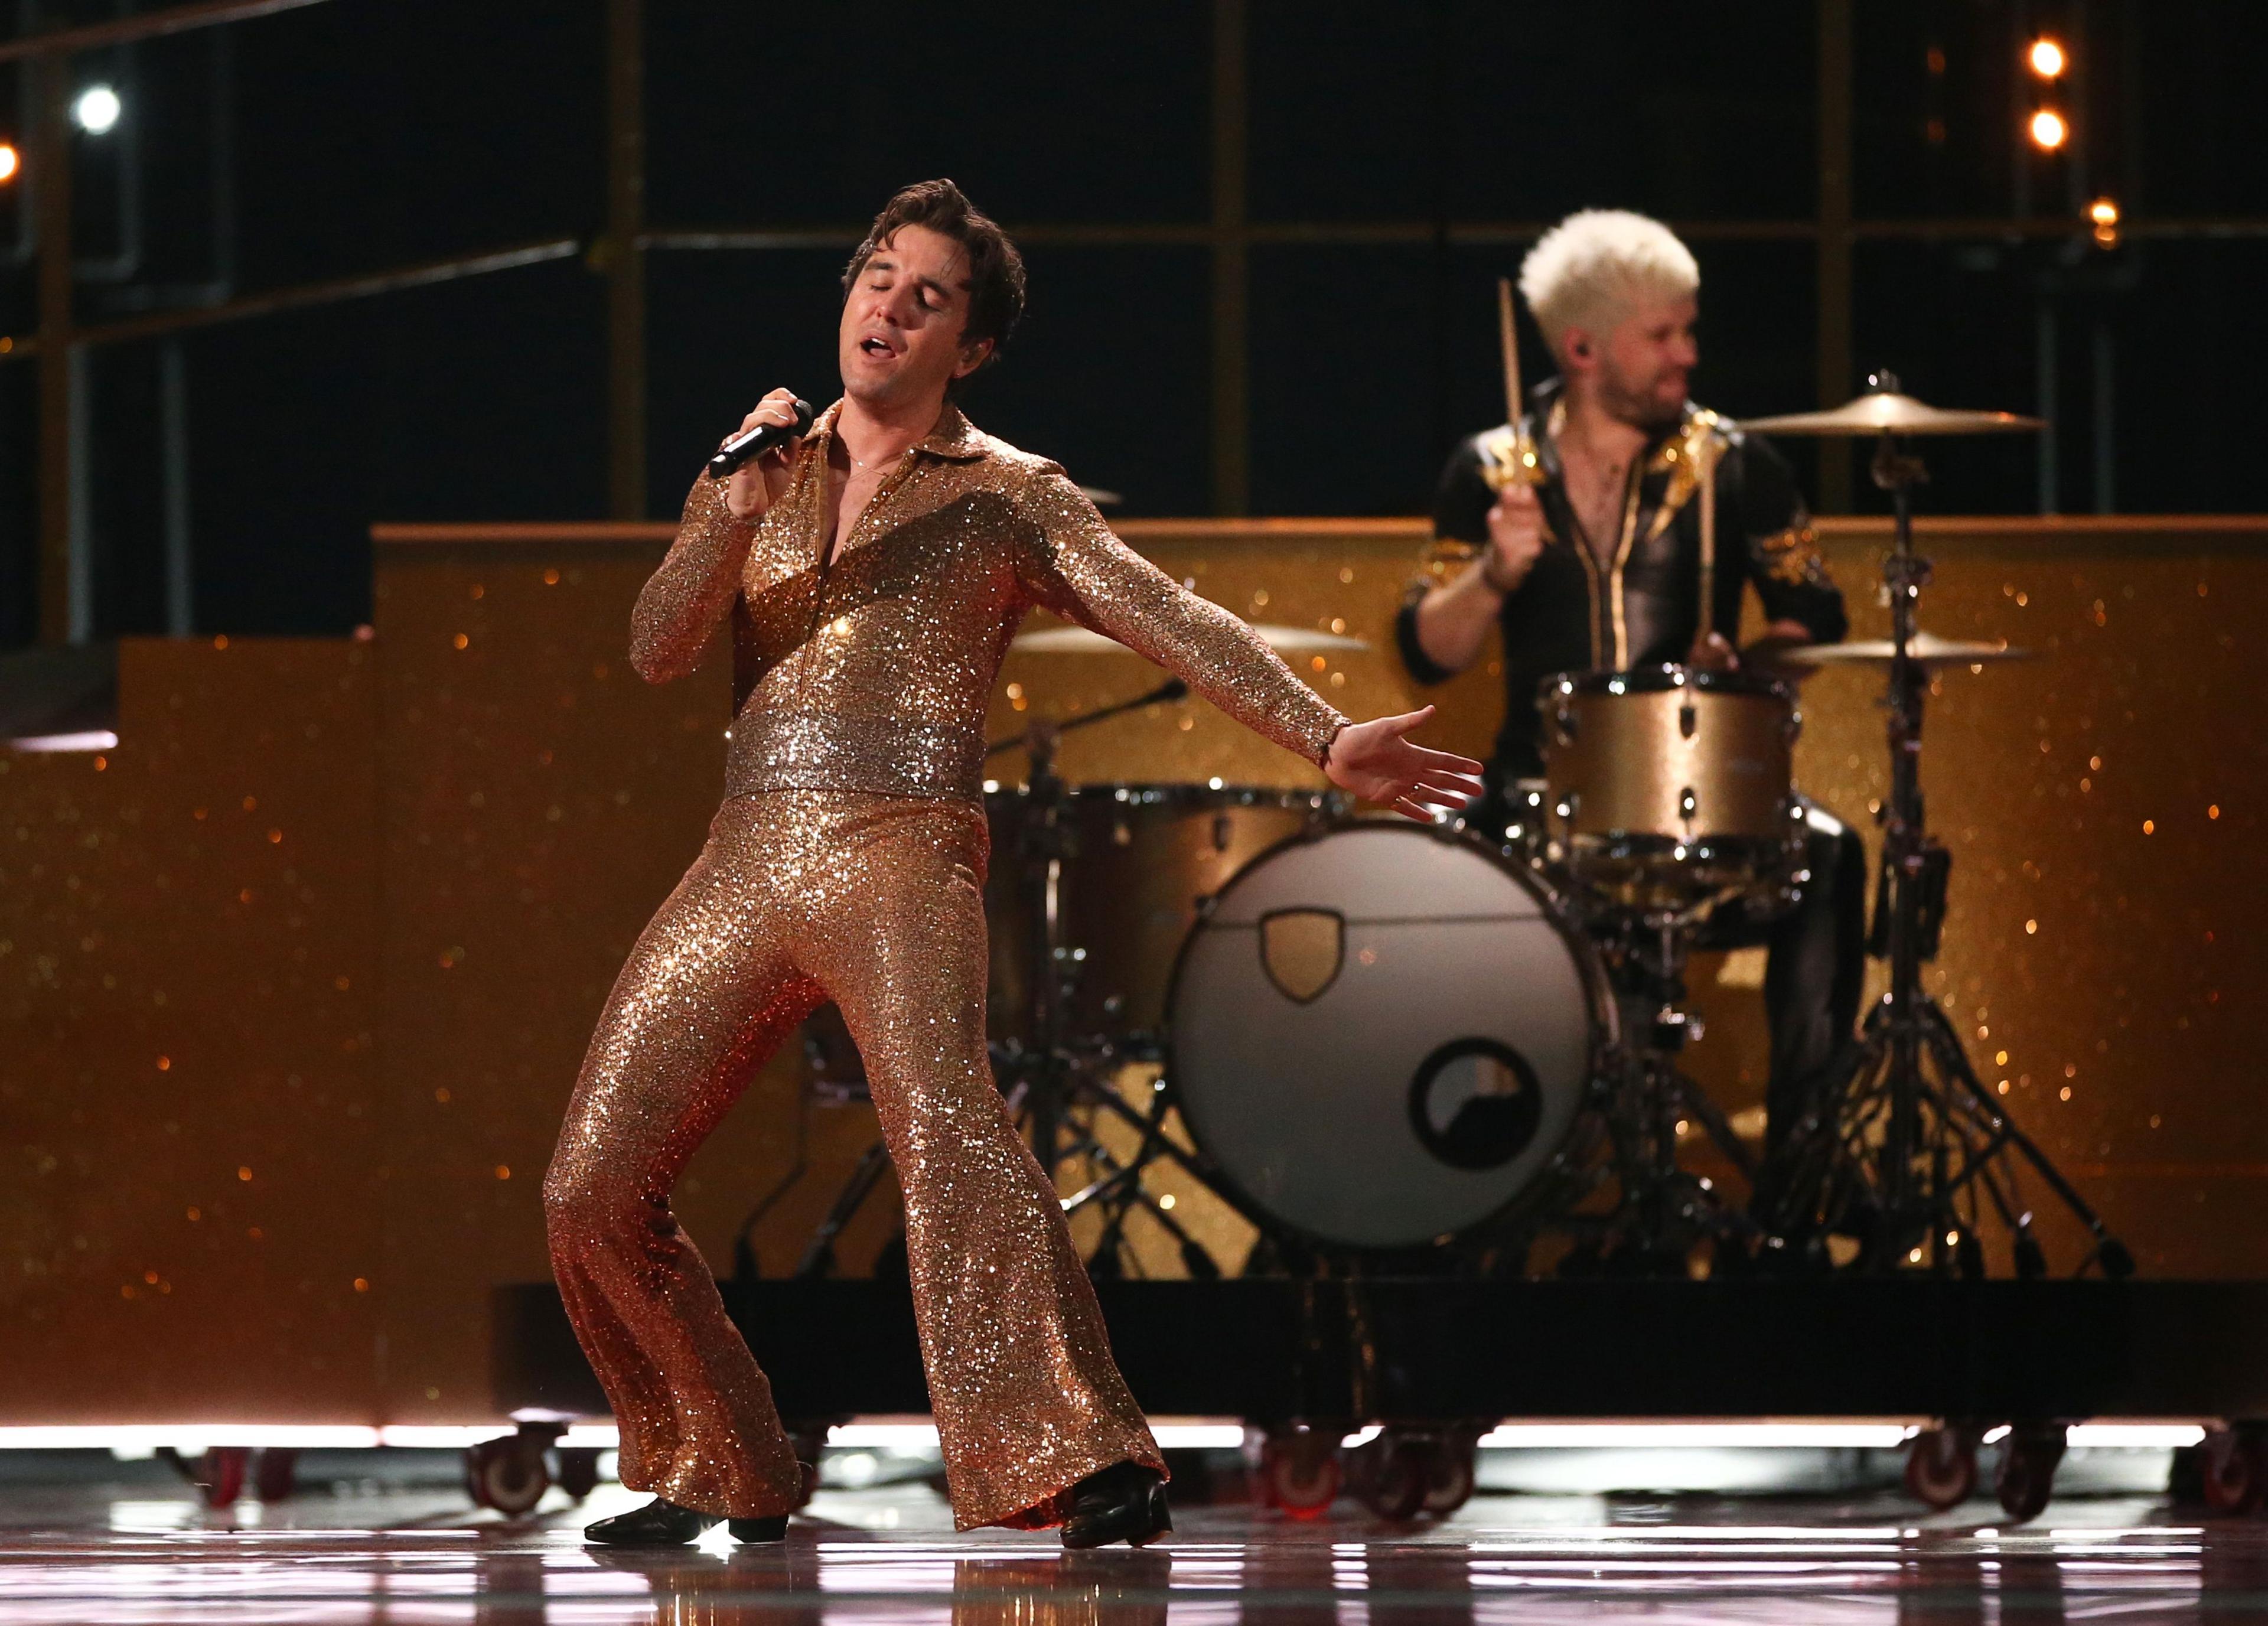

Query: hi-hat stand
<box><xmin>1765</xmin><ymin>389</ymin><xmax>2132</xmax><ymax>1279</ymax></box>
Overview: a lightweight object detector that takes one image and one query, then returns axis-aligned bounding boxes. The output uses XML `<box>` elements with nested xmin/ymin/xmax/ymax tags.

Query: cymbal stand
<box><xmin>1771</xmin><ymin>425</ymin><xmax>2132</xmax><ymax>1278</ymax></box>
<box><xmin>982</xmin><ymin>678</ymin><xmax>1183</xmax><ymax>1169</ymax></box>
<box><xmin>982</xmin><ymin>679</ymin><xmax>1230</xmax><ymax>1276</ymax></box>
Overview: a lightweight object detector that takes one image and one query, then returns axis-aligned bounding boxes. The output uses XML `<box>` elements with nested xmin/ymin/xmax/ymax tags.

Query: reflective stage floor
<box><xmin>2</xmin><ymin>1479</ymin><xmax>2264</xmax><ymax>1624</ymax></box>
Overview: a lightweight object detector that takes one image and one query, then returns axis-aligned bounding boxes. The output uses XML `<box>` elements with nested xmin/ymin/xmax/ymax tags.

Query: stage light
<box><xmin>2028</xmin><ymin>37</ymin><xmax>2068</xmax><ymax>79</ymax></box>
<box><xmin>2090</xmin><ymin>195</ymin><xmax>2122</xmax><ymax>247</ymax></box>
<box><xmin>11</xmin><ymin>729</ymin><xmax>118</xmax><ymax>753</ymax></box>
<box><xmin>73</xmin><ymin>84</ymin><xmax>121</xmax><ymax>135</ymax></box>
<box><xmin>0</xmin><ymin>144</ymin><xmax>18</xmax><ymax>184</ymax></box>
<box><xmin>2029</xmin><ymin>109</ymin><xmax>2068</xmax><ymax>151</ymax></box>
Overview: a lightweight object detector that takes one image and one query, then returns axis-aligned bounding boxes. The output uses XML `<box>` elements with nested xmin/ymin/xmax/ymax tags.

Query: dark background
<box><xmin>1</xmin><ymin>0</ymin><xmax>2264</xmax><ymax>647</ymax></box>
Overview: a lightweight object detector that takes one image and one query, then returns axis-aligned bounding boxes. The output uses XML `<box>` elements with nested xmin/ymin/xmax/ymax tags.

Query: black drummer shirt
<box><xmin>1394</xmin><ymin>380</ymin><xmax>1848</xmax><ymax>783</ymax></box>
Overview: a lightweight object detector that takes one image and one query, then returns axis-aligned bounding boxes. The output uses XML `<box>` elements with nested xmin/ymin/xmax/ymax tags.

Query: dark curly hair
<box><xmin>842</xmin><ymin>179</ymin><xmax>1027</xmax><ymax>383</ymax></box>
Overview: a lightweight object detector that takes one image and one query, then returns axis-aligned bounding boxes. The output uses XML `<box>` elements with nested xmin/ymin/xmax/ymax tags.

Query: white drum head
<box><xmin>1168</xmin><ymin>824</ymin><xmax>1602</xmax><ymax>1250</ymax></box>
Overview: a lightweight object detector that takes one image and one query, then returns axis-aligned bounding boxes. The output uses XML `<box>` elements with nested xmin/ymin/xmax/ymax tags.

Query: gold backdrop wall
<box><xmin>1</xmin><ymin>514</ymin><xmax>2260</xmax><ymax>1423</ymax></box>
<box><xmin>2</xmin><ymin>640</ymin><xmax>383</xmax><ymax>1418</ymax></box>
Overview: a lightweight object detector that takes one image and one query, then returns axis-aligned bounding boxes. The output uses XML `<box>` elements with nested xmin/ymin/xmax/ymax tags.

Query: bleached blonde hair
<box><xmin>1518</xmin><ymin>210</ymin><xmax>1700</xmax><ymax>361</ymax></box>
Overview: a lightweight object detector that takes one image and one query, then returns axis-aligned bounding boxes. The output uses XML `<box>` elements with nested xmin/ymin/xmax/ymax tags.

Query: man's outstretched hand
<box><xmin>1323</xmin><ymin>705</ymin><xmax>1488</xmax><ymax>822</ymax></box>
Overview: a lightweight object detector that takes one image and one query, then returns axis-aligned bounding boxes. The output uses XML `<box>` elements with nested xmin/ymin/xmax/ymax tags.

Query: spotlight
<box><xmin>2027</xmin><ymin>37</ymin><xmax>2067</xmax><ymax>79</ymax></box>
<box><xmin>73</xmin><ymin>84</ymin><xmax>121</xmax><ymax>135</ymax></box>
<box><xmin>0</xmin><ymin>143</ymin><xmax>17</xmax><ymax>184</ymax></box>
<box><xmin>2028</xmin><ymin>108</ymin><xmax>2068</xmax><ymax>151</ymax></box>
<box><xmin>2090</xmin><ymin>195</ymin><xmax>2121</xmax><ymax>247</ymax></box>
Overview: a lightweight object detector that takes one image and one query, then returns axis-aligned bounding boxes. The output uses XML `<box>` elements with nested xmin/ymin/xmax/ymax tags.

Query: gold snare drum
<box><xmin>1540</xmin><ymin>664</ymin><xmax>1803</xmax><ymax>914</ymax></box>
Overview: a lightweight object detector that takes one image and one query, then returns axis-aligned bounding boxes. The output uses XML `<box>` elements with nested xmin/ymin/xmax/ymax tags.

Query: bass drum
<box><xmin>1166</xmin><ymin>822</ymin><xmax>1612</xmax><ymax>1252</ymax></box>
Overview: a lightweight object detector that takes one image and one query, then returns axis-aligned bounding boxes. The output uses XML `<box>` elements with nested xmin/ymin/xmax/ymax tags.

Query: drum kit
<box><xmin>748</xmin><ymin>373</ymin><xmax>2129</xmax><ymax>1286</ymax></box>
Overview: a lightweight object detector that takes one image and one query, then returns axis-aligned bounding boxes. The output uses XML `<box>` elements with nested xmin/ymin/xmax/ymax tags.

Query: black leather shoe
<box><xmin>583</xmin><ymin>1497</ymin><xmax>717</xmax><ymax>1545</ymax></box>
<box><xmin>1061</xmin><ymin>1461</ymin><xmax>1170</xmax><ymax>1549</ymax></box>
<box><xmin>728</xmin><ymin>1456</ymin><xmax>818</xmax><ymax>1541</ymax></box>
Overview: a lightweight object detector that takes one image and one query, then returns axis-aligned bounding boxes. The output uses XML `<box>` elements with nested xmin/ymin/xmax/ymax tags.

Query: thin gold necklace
<box><xmin>843</xmin><ymin>438</ymin><xmax>910</xmax><ymax>473</ymax></box>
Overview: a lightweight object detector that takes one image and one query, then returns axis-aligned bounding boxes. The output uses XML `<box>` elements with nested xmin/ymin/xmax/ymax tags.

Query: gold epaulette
<box><xmin>1641</xmin><ymin>408</ymin><xmax>1729</xmax><ymax>545</ymax></box>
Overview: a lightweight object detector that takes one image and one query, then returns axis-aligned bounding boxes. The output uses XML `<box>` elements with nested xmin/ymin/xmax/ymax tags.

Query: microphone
<box><xmin>706</xmin><ymin>397</ymin><xmax>816</xmax><ymax>480</ymax></box>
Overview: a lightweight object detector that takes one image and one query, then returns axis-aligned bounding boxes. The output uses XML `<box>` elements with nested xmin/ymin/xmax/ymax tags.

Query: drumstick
<box><xmin>1497</xmin><ymin>277</ymin><xmax>1523</xmax><ymax>430</ymax></box>
<box><xmin>1697</xmin><ymin>451</ymin><xmax>1717</xmax><ymax>654</ymax></box>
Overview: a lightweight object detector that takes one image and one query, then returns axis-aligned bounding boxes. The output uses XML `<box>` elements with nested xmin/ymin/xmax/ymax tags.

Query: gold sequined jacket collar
<box><xmin>628</xmin><ymin>400</ymin><xmax>1348</xmax><ymax>803</ymax></box>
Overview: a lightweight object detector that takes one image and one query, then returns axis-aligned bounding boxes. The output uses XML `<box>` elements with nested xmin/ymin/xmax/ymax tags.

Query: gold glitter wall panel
<box><xmin>365</xmin><ymin>536</ymin><xmax>904</xmax><ymax>1419</ymax></box>
<box><xmin>5</xmin><ymin>514</ymin><xmax>2265</xmax><ymax>1428</ymax></box>
<box><xmin>372</xmin><ymin>539</ymin><xmax>791</xmax><ymax>1420</ymax></box>
<box><xmin>0</xmin><ymin>639</ymin><xmax>381</xmax><ymax>1422</ymax></box>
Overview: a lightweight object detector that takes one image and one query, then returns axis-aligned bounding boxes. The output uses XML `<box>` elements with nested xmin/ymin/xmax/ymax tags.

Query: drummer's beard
<box><xmin>1597</xmin><ymin>355</ymin><xmax>1690</xmax><ymax>433</ymax></box>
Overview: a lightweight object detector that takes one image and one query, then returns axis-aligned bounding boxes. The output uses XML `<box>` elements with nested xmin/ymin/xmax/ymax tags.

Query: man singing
<box><xmin>1396</xmin><ymin>208</ymin><xmax>1865</xmax><ymax>1221</ymax></box>
<box><xmin>544</xmin><ymin>179</ymin><xmax>1482</xmax><ymax>1549</ymax></box>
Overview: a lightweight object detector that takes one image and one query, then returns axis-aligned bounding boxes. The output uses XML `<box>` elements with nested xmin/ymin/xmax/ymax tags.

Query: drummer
<box><xmin>1394</xmin><ymin>207</ymin><xmax>1865</xmax><ymax>1215</ymax></box>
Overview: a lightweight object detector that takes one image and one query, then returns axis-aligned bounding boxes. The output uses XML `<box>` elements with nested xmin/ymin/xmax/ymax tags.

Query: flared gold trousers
<box><xmin>542</xmin><ymin>790</ymin><xmax>1162</xmax><ymax>1530</ymax></box>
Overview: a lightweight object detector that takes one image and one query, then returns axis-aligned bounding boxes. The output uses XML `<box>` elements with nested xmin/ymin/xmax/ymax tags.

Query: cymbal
<box><xmin>1012</xmin><ymin>623</ymin><xmax>1371</xmax><ymax>656</ymax></box>
<box><xmin>1742</xmin><ymin>390</ymin><xmax>2043</xmax><ymax>438</ymax></box>
<box><xmin>1779</xmin><ymin>631</ymin><xmax>2033</xmax><ymax>669</ymax></box>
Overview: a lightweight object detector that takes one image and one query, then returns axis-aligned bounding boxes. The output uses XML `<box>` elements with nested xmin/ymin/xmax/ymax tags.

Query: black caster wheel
<box><xmin>1994</xmin><ymin>1423</ymin><xmax>2067</xmax><ymax>1523</ymax></box>
<box><xmin>1255</xmin><ymin>1425</ymin><xmax>1341</xmax><ymax>1520</ymax></box>
<box><xmin>466</xmin><ymin>1434</ymin><xmax>550</xmax><ymax>1517</ymax></box>
<box><xmin>1904</xmin><ymin>1425</ymin><xmax>1978</xmax><ymax>1510</ymax></box>
<box><xmin>198</xmin><ymin>1446</ymin><xmax>248</xmax><ymax>1509</ymax></box>
<box><xmin>253</xmin><ymin>1448</ymin><xmax>300</xmax><ymax>1503</ymax></box>
<box><xmin>1348</xmin><ymin>1428</ymin><xmax>1430</xmax><ymax>1523</ymax></box>
<box><xmin>555</xmin><ymin>1446</ymin><xmax>601</xmax><ymax>1501</ymax></box>
<box><xmin>1420</xmin><ymin>1431</ymin><xmax>1479</xmax><ymax>1517</ymax></box>
<box><xmin>2196</xmin><ymin>1426</ymin><xmax>2268</xmax><ymax>1516</ymax></box>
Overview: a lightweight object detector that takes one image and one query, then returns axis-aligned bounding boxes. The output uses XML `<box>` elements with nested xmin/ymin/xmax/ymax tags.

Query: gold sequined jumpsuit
<box><xmin>542</xmin><ymin>401</ymin><xmax>1347</xmax><ymax>1531</ymax></box>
